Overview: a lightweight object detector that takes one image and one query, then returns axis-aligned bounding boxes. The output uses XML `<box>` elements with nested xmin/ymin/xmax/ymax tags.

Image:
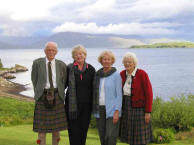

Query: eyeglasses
<box><xmin>123</xmin><ymin>61</ymin><xmax>133</xmax><ymax>64</ymax></box>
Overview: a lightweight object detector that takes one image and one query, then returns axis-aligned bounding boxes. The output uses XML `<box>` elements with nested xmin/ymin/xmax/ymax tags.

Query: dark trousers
<box><xmin>67</xmin><ymin>103</ymin><xmax>92</xmax><ymax>145</ymax></box>
<box><xmin>96</xmin><ymin>106</ymin><xmax>120</xmax><ymax>145</ymax></box>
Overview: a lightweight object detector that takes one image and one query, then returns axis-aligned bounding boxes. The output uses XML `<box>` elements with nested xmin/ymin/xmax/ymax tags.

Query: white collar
<box><xmin>126</xmin><ymin>67</ymin><xmax>137</xmax><ymax>77</ymax></box>
<box><xmin>46</xmin><ymin>57</ymin><xmax>55</xmax><ymax>65</ymax></box>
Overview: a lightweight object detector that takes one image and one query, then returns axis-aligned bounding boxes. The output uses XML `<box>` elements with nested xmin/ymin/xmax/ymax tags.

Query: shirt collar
<box><xmin>46</xmin><ymin>57</ymin><xmax>55</xmax><ymax>65</ymax></box>
<box><xmin>126</xmin><ymin>67</ymin><xmax>137</xmax><ymax>77</ymax></box>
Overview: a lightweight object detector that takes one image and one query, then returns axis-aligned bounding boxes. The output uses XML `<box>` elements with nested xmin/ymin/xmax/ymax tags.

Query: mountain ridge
<box><xmin>0</xmin><ymin>32</ymin><xmax>189</xmax><ymax>49</ymax></box>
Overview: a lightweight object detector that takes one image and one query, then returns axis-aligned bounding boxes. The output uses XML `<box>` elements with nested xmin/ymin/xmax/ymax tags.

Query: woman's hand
<box><xmin>113</xmin><ymin>110</ymin><xmax>119</xmax><ymax>124</ymax></box>
<box><xmin>145</xmin><ymin>113</ymin><xmax>151</xmax><ymax>124</ymax></box>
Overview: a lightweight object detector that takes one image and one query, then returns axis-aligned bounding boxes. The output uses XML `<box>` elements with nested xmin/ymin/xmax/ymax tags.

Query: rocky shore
<box><xmin>0</xmin><ymin>64</ymin><xmax>28</xmax><ymax>79</ymax></box>
<box><xmin>0</xmin><ymin>64</ymin><xmax>34</xmax><ymax>102</ymax></box>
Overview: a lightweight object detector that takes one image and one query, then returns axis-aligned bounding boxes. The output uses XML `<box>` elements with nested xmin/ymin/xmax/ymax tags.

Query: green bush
<box><xmin>0</xmin><ymin>116</ymin><xmax>24</xmax><ymax>127</ymax></box>
<box><xmin>152</xmin><ymin>95</ymin><xmax>194</xmax><ymax>132</ymax></box>
<box><xmin>0</xmin><ymin>97</ymin><xmax>34</xmax><ymax>126</ymax></box>
<box><xmin>153</xmin><ymin>128</ymin><xmax>175</xmax><ymax>144</ymax></box>
<box><xmin>89</xmin><ymin>95</ymin><xmax>194</xmax><ymax>131</ymax></box>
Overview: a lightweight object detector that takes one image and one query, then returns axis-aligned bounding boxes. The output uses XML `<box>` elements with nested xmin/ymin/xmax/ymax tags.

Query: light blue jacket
<box><xmin>95</xmin><ymin>71</ymin><xmax>122</xmax><ymax>118</ymax></box>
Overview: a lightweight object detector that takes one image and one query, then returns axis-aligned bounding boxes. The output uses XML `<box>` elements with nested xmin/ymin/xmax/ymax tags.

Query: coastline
<box><xmin>0</xmin><ymin>80</ymin><xmax>34</xmax><ymax>102</ymax></box>
<box><xmin>130</xmin><ymin>42</ymin><xmax>194</xmax><ymax>48</ymax></box>
<box><xmin>0</xmin><ymin>64</ymin><xmax>34</xmax><ymax>102</ymax></box>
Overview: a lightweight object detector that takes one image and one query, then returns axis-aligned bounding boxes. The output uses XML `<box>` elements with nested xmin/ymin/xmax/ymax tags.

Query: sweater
<box><xmin>94</xmin><ymin>71</ymin><xmax>122</xmax><ymax>118</ymax></box>
<box><xmin>120</xmin><ymin>69</ymin><xmax>153</xmax><ymax>113</ymax></box>
<box><xmin>74</xmin><ymin>64</ymin><xmax>95</xmax><ymax>104</ymax></box>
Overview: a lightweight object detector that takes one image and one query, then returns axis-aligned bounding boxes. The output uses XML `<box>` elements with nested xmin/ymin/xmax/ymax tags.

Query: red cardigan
<box><xmin>120</xmin><ymin>69</ymin><xmax>153</xmax><ymax>113</ymax></box>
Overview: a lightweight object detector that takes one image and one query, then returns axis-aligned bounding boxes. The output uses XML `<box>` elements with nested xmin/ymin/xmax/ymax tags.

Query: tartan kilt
<box><xmin>33</xmin><ymin>92</ymin><xmax>67</xmax><ymax>133</ymax></box>
<box><xmin>119</xmin><ymin>95</ymin><xmax>152</xmax><ymax>145</ymax></box>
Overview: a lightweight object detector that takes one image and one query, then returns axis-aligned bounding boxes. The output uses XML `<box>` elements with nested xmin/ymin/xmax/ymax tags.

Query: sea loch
<box><xmin>1</xmin><ymin>47</ymin><xmax>194</xmax><ymax>101</ymax></box>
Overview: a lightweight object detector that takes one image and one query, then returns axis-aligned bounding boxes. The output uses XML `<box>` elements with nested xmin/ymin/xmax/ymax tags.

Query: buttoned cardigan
<box><xmin>120</xmin><ymin>69</ymin><xmax>153</xmax><ymax>113</ymax></box>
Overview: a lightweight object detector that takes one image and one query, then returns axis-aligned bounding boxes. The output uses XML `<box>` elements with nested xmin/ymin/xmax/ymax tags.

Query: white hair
<box><xmin>122</xmin><ymin>52</ymin><xmax>138</xmax><ymax>67</ymax></box>
<box><xmin>44</xmin><ymin>42</ymin><xmax>58</xmax><ymax>50</ymax></box>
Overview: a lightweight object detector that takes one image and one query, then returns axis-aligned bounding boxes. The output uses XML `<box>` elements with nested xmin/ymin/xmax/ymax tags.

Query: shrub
<box><xmin>0</xmin><ymin>116</ymin><xmax>23</xmax><ymax>127</ymax></box>
<box><xmin>153</xmin><ymin>128</ymin><xmax>175</xmax><ymax>144</ymax></box>
<box><xmin>151</xmin><ymin>95</ymin><xmax>194</xmax><ymax>132</ymax></box>
<box><xmin>89</xmin><ymin>95</ymin><xmax>194</xmax><ymax>131</ymax></box>
<box><xmin>0</xmin><ymin>97</ymin><xmax>34</xmax><ymax>126</ymax></box>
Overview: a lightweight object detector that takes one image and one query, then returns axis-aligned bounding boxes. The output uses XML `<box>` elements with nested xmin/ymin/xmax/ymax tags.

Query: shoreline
<box><xmin>0</xmin><ymin>79</ymin><xmax>34</xmax><ymax>102</ymax></box>
<box><xmin>0</xmin><ymin>64</ymin><xmax>34</xmax><ymax>102</ymax></box>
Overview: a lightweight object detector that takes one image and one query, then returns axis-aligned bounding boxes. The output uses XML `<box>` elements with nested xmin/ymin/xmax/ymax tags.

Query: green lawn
<box><xmin>0</xmin><ymin>125</ymin><xmax>193</xmax><ymax>145</ymax></box>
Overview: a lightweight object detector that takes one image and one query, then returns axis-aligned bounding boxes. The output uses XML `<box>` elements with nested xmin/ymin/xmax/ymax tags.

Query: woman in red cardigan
<box><xmin>119</xmin><ymin>52</ymin><xmax>153</xmax><ymax>145</ymax></box>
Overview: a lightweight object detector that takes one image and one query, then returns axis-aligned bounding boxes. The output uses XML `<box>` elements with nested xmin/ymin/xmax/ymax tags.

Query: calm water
<box><xmin>1</xmin><ymin>48</ymin><xmax>194</xmax><ymax>100</ymax></box>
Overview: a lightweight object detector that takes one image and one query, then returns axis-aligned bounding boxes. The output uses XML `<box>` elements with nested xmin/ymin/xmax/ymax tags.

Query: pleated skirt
<box><xmin>33</xmin><ymin>93</ymin><xmax>67</xmax><ymax>133</ymax></box>
<box><xmin>119</xmin><ymin>95</ymin><xmax>152</xmax><ymax>145</ymax></box>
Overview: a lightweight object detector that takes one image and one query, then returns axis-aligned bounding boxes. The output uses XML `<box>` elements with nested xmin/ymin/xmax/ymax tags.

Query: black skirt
<box><xmin>119</xmin><ymin>95</ymin><xmax>152</xmax><ymax>145</ymax></box>
<box><xmin>33</xmin><ymin>93</ymin><xmax>67</xmax><ymax>133</ymax></box>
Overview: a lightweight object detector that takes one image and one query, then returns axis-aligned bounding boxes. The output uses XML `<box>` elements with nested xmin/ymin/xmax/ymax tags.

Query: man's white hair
<box><xmin>44</xmin><ymin>42</ymin><xmax>58</xmax><ymax>50</ymax></box>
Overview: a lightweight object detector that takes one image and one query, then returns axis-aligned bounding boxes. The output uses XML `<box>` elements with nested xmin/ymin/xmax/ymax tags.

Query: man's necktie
<box><xmin>48</xmin><ymin>62</ymin><xmax>54</xmax><ymax>88</ymax></box>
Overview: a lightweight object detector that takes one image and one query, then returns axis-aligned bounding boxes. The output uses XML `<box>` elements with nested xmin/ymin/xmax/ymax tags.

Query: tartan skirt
<box><xmin>119</xmin><ymin>95</ymin><xmax>152</xmax><ymax>145</ymax></box>
<box><xmin>33</xmin><ymin>92</ymin><xmax>67</xmax><ymax>133</ymax></box>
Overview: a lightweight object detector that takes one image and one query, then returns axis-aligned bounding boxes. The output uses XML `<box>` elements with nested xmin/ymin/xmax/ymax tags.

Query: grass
<box><xmin>0</xmin><ymin>96</ymin><xmax>193</xmax><ymax>145</ymax></box>
<box><xmin>0</xmin><ymin>125</ymin><xmax>194</xmax><ymax>145</ymax></box>
<box><xmin>0</xmin><ymin>96</ymin><xmax>34</xmax><ymax>126</ymax></box>
<box><xmin>0</xmin><ymin>67</ymin><xmax>9</xmax><ymax>71</ymax></box>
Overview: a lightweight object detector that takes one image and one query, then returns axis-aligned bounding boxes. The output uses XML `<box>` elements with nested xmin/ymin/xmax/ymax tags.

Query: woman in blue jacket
<box><xmin>93</xmin><ymin>50</ymin><xmax>122</xmax><ymax>145</ymax></box>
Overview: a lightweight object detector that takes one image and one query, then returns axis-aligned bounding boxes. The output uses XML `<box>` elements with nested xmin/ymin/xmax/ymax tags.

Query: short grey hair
<box><xmin>72</xmin><ymin>44</ymin><xmax>87</xmax><ymax>59</ymax></box>
<box><xmin>122</xmin><ymin>52</ymin><xmax>138</xmax><ymax>67</ymax></box>
<box><xmin>98</xmin><ymin>50</ymin><xmax>116</xmax><ymax>65</ymax></box>
<box><xmin>44</xmin><ymin>42</ymin><xmax>58</xmax><ymax>50</ymax></box>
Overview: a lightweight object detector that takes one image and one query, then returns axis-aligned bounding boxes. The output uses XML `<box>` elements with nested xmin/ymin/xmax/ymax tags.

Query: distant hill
<box><xmin>0</xmin><ymin>36</ymin><xmax>46</xmax><ymax>46</ymax></box>
<box><xmin>130</xmin><ymin>42</ymin><xmax>194</xmax><ymax>48</ymax></box>
<box><xmin>142</xmin><ymin>38</ymin><xmax>184</xmax><ymax>44</ymax></box>
<box><xmin>0</xmin><ymin>41</ymin><xmax>20</xmax><ymax>49</ymax></box>
<box><xmin>29</xmin><ymin>32</ymin><xmax>145</xmax><ymax>48</ymax></box>
<box><xmin>0</xmin><ymin>32</ymin><xmax>191</xmax><ymax>49</ymax></box>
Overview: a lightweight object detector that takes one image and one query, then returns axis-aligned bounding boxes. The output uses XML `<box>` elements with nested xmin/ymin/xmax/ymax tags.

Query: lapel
<box><xmin>40</xmin><ymin>57</ymin><xmax>47</xmax><ymax>82</ymax></box>
<box><xmin>55</xmin><ymin>59</ymin><xmax>59</xmax><ymax>85</ymax></box>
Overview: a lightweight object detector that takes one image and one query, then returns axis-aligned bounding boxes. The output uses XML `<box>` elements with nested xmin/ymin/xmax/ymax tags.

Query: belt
<box><xmin>44</xmin><ymin>88</ymin><xmax>58</xmax><ymax>94</ymax></box>
<box><xmin>123</xmin><ymin>95</ymin><xmax>131</xmax><ymax>97</ymax></box>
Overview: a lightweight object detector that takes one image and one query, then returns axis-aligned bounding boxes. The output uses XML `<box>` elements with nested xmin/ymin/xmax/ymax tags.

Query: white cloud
<box><xmin>78</xmin><ymin>0</ymin><xmax>116</xmax><ymax>19</ymax></box>
<box><xmin>52</xmin><ymin>22</ymin><xmax>178</xmax><ymax>35</ymax></box>
<box><xmin>0</xmin><ymin>23</ymin><xmax>30</xmax><ymax>36</ymax></box>
<box><xmin>0</xmin><ymin>0</ymin><xmax>194</xmax><ymax>22</ymax></box>
<box><xmin>0</xmin><ymin>0</ymin><xmax>193</xmax><ymax>37</ymax></box>
<box><xmin>0</xmin><ymin>0</ymin><xmax>88</xmax><ymax>21</ymax></box>
<box><xmin>73</xmin><ymin>0</ymin><xmax>194</xmax><ymax>22</ymax></box>
<box><xmin>125</xmin><ymin>0</ymin><xmax>194</xmax><ymax>20</ymax></box>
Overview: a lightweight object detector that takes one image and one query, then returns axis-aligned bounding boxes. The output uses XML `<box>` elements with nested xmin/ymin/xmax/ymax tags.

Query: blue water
<box><xmin>1</xmin><ymin>47</ymin><xmax>194</xmax><ymax>100</ymax></box>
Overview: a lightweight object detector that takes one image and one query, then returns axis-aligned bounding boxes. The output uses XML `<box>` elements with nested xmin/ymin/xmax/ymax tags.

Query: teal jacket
<box><xmin>31</xmin><ymin>57</ymin><xmax>67</xmax><ymax>101</ymax></box>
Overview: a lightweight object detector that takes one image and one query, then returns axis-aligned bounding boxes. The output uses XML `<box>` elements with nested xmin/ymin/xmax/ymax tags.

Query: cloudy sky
<box><xmin>0</xmin><ymin>0</ymin><xmax>194</xmax><ymax>40</ymax></box>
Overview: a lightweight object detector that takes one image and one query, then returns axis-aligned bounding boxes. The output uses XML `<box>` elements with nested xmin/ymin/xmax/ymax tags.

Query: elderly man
<box><xmin>31</xmin><ymin>42</ymin><xmax>67</xmax><ymax>145</ymax></box>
